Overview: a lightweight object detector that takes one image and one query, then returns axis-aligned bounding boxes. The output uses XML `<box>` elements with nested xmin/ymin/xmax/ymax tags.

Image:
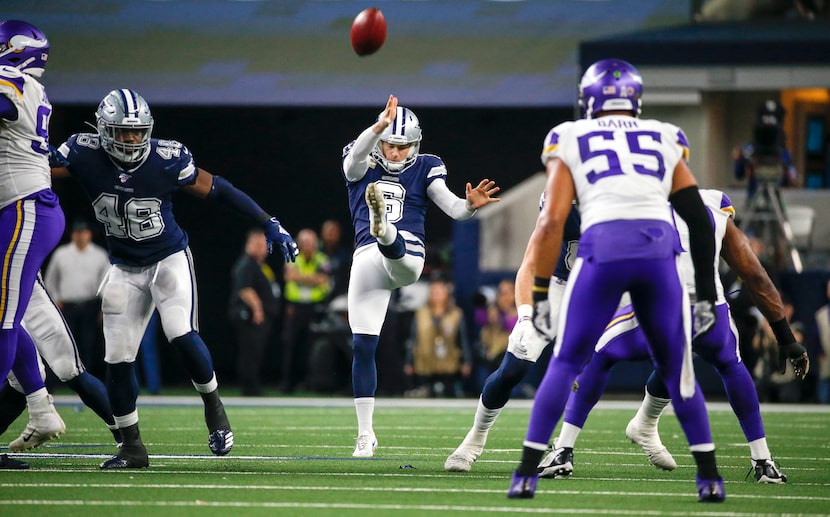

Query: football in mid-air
<box><xmin>350</xmin><ymin>7</ymin><xmax>386</xmax><ymax>56</ymax></box>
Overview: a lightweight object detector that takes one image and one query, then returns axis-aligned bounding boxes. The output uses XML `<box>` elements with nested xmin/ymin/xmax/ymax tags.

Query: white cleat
<box><xmin>625</xmin><ymin>418</ymin><xmax>677</xmax><ymax>471</ymax></box>
<box><xmin>444</xmin><ymin>442</ymin><xmax>484</xmax><ymax>472</ymax></box>
<box><xmin>9</xmin><ymin>402</ymin><xmax>66</xmax><ymax>452</ymax></box>
<box><xmin>353</xmin><ymin>433</ymin><xmax>378</xmax><ymax>458</ymax></box>
<box><xmin>365</xmin><ymin>182</ymin><xmax>386</xmax><ymax>239</ymax></box>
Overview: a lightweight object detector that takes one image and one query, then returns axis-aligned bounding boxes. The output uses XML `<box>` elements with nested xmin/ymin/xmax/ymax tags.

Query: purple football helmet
<box><xmin>578</xmin><ymin>59</ymin><xmax>643</xmax><ymax>119</ymax></box>
<box><xmin>0</xmin><ymin>20</ymin><xmax>49</xmax><ymax>78</ymax></box>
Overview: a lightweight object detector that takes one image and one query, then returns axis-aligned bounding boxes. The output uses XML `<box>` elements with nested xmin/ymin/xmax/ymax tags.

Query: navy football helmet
<box><xmin>578</xmin><ymin>59</ymin><xmax>643</xmax><ymax>119</ymax></box>
<box><xmin>96</xmin><ymin>89</ymin><xmax>154</xmax><ymax>165</ymax></box>
<box><xmin>0</xmin><ymin>20</ymin><xmax>49</xmax><ymax>78</ymax></box>
<box><xmin>370</xmin><ymin>106</ymin><xmax>422</xmax><ymax>172</ymax></box>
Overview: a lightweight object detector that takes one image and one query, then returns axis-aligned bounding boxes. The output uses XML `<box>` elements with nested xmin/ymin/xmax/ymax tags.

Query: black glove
<box><xmin>778</xmin><ymin>341</ymin><xmax>810</xmax><ymax>380</ymax></box>
<box><xmin>692</xmin><ymin>300</ymin><xmax>716</xmax><ymax>339</ymax></box>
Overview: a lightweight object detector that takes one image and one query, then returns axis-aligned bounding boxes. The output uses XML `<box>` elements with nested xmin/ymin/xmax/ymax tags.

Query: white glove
<box><xmin>693</xmin><ymin>300</ymin><xmax>716</xmax><ymax>339</ymax></box>
<box><xmin>508</xmin><ymin>316</ymin><xmax>551</xmax><ymax>362</ymax></box>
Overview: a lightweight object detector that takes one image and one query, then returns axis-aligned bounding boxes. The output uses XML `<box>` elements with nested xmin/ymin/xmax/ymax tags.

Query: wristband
<box><xmin>532</xmin><ymin>276</ymin><xmax>549</xmax><ymax>303</ymax></box>
<box><xmin>517</xmin><ymin>304</ymin><xmax>533</xmax><ymax>320</ymax></box>
<box><xmin>769</xmin><ymin>318</ymin><xmax>796</xmax><ymax>346</ymax></box>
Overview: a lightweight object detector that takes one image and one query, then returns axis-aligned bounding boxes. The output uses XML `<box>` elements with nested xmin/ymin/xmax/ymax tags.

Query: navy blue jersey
<box><xmin>343</xmin><ymin>144</ymin><xmax>446</xmax><ymax>249</ymax></box>
<box><xmin>61</xmin><ymin>133</ymin><xmax>196</xmax><ymax>266</ymax></box>
<box><xmin>555</xmin><ymin>205</ymin><xmax>581</xmax><ymax>280</ymax></box>
<box><xmin>540</xmin><ymin>191</ymin><xmax>581</xmax><ymax>281</ymax></box>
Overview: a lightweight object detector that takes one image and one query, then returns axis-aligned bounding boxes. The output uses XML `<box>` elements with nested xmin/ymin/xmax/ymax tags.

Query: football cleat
<box><xmin>444</xmin><ymin>442</ymin><xmax>484</xmax><ymax>472</ymax></box>
<box><xmin>209</xmin><ymin>429</ymin><xmax>234</xmax><ymax>456</ymax></box>
<box><xmin>365</xmin><ymin>182</ymin><xmax>387</xmax><ymax>239</ymax></box>
<box><xmin>538</xmin><ymin>440</ymin><xmax>574</xmax><ymax>478</ymax></box>
<box><xmin>352</xmin><ymin>433</ymin><xmax>378</xmax><ymax>458</ymax></box>
<box><xmin>0</xmin><ymin>454</ymin><xmax>29</xmax><ymax>470</ymax></box>
<box><xmin>507</xmin><ymin>471</ymin><xmax>539</xmax><ymax>499</ymax></box>
<box><xmin>696</xmin><ymin>475</ymin><xmax>726</xmax><ymax>503</ymax></box>
<box><xmin>8</xmin><ymin>402</ymin><xmax>66</xmax><ymax>452</ymax></box>
<box><xmin>625</xmin><ymin>418</ymin><xmax>677</xmax><ymax>471</ymax></box>
<box><xmin>750</xmin><ymin>459</ymin><xmax>787</xmax><ymax>484</ymax></box>
<box><xmin>100</xmin><ymin>442</ymin><xmax>149</xmax><ymax>469</ymax></box>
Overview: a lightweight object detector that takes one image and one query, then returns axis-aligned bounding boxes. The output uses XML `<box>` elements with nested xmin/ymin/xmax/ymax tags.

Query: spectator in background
<box><xmin>320</xmin><ymin>219</ymin><xmax>352</xmax><ymax>300</ymax></box>
<box><xmin>754</xmin><ymin>297</ymin><xmax>804</xmax><ymax>402</ymax></box>
<box><xmin>476</xmin><ymin>279</ymin><xmax>518</xmax><ymax>379</ymax></box>
<box><xmin>44</xmin><ymin>218</ymin><xmax>110</xmax><ymax>377</ymax></box>
<box><xmin>814</xmin><ymin>279</ymin><xmax>830</xmax><ymax>403</ymax></box>
<box><xmin>228</xmin><ymin>228</ymin><xmax>281</xmax><ymax>396</ymax></box>
<box><xmin>281</xmin><ymin>228</ymin><xmax>331</xmax><ymax>393</ymax></box>
<box><xmin>404</xmin><ymin>277</ymin><xmax>472</xmax><ymax>398</ymax></box>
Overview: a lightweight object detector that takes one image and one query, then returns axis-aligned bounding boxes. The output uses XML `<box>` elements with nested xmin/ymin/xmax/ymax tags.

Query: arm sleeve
<box><xmin>0</xmin><ymin>94</ymin><xmax>18</xmax><ymax>120</ymax></box>
<box><xmin>342</xmin><ymin>126</ymin><xmax>381</xmax><ymax>182</ymax></box>
<box><xmin>208</xmin><ymin>175</ymin><xmax>271</xmax><ymax>224</ymax></box>
<box><xmin>427</xmin><ymin>178</ymin><xmax>476</xmax><ymax>220</ymax></box>
<box><xmin>669</xmin><ymin>186</ymin><xmax>717</xmax><ymax>302</ymax></box>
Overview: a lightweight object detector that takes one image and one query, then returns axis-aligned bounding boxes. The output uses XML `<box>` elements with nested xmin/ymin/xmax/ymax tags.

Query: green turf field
<box><xmin>1</xmin><ymin>397</ymin><xmax>828</xmax><ymax>516</ymax></box>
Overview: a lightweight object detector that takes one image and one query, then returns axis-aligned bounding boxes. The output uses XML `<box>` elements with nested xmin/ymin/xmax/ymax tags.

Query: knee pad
<box><xmin>101</xmin><ymin>282</ymin><xmax>128</xmax><ymax>315</ymax></box>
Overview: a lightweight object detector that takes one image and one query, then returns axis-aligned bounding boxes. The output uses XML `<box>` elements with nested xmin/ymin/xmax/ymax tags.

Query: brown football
<box><xmin>350</xmin><ymin>7</ymin><xmax>387</xmax><ymax>56</ymax></box>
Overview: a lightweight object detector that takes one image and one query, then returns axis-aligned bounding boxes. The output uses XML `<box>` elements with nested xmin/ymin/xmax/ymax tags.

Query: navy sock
<box><xmin>377</xmin><ymin>233</ymin><xmax>406</xmax><ymax>259</ymax></box>
<box><xmin>106</xmin><ymin>362</ymin><xmax>139</xmax><ymax>418</ymax></box>
<box><xmin>645</xmin><ymin>369</ymin><xmax>671</xmax><ymax>399</ymax></box>
<box><xmin>0</xmin><ymin>381</ymin><xmax>26</xmax><ymax>435</ymax></box>
<box><xmin>171</xmin><ymin>331</ymin><xmax>215</xmax><ymax>385</ymax></box>
<box><xmin>67</xmin><ymin>371</ymin><xmax>116</xmax><ymax>426</ymax></box>
<box><xmin>481</xmin><ymin>353</ymin><xmax>531</xmax><ymax>409</ymax></box>
<box><xmin>352</xmin><ymin>333</ymin><xmax>379</xmax><ymax>398</ymax></box>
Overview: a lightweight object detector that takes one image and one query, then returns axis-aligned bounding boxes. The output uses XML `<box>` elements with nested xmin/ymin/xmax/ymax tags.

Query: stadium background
<box><xmin>8</xmin><ymin>1</ymin><xmax>829</xmax><ymax>395</ymax></box>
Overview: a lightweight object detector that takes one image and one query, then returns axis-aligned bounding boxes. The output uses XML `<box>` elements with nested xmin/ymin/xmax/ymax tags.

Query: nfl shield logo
<box><xmin>119</xmin><ymin>173</ymin><xmax>130</xmax><ymax>183</ymax></box>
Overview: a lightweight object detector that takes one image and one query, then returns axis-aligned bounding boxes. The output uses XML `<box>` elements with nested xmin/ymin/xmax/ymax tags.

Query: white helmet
<box><xmin>370</xmin><ymin>106</ymin><xmax>422</xmax><ymax>173</ymax></box>
<box><xmin>96</xmin><ymin>89</ymin><xmax>154</xmax><ymax>165</ymax></box>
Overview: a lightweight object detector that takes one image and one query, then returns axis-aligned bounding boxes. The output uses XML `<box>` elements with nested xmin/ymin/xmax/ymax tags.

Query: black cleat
<box><xmin>538</xmin><ymin>444</ymin><xmax>574</xmax><ymax>479</ymax></box>
<box><xmin>100</xmin><ymin>442</ymin><xmax>149</xmax><ymax>469</ymax></box>
<box><xmin>0</xmin><ymin>454</ymin><xmax>29</xmax><ymax>470</ymax></box>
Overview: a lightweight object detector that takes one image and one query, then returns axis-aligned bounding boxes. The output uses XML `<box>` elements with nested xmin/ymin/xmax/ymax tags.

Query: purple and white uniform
<box><xmin>524</xmin><ymin>115</ymin><xmax>714</xmax><ymax>450</ymax></box>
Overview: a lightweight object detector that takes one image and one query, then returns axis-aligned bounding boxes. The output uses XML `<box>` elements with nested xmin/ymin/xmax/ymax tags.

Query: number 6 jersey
<box><xmin>57</xmin><ymin>133</ymin><xmax>196</xmax><ymax>266</ymax></box>
<box><xmin>541</xmin><ymin>115</ymin><xmax>690</xmax><ymax>234</ymax></box>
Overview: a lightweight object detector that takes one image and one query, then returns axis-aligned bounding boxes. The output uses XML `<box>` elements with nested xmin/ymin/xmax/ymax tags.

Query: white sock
<box><xmin>377</xmin><ymin>222</ymin><xmax>397</xmax><ymax>246</ymax></box>
<box><xmin>557</xmin><ymin>422</ymin><xmax>582</xmax><ymax>449</ymax></box>
<box><xmin>464</xmin><ymin>397</ymin><xmax>501</xmax><ymax>445</ymax></box>
<box><xmin>355</xmin><ymin>397</ymin><xmax>375</xmax><ymax>435</ymax></box>
<box><xmin>635</xmin><ymin>389</ymin><xmax>671</xmax><ymax>428</ymax></box>
<box><xmin>25</xmin><ymin>388</ymin><xmax>50</xmax><ymax>413</ymax></box>
<box><xmin>748</xmin><ymin>437</ymin><xmax>771</xmax><ymax>461</ymax></box>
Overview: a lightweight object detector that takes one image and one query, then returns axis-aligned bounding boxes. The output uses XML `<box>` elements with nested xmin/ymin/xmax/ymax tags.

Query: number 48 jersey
<box><xmin>542</xmin><ymin>115</ymin><xmax>690</xmax><ymax>234</ymax></box>
<box><xmin>58</xmin><ymin>133</ymin><xmax>196</xmax><ymax>266</ymax></box>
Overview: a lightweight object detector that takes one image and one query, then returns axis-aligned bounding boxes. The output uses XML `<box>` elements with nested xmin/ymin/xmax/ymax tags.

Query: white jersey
<box><xmin>0</xmin><ymin>65</ymin><xmax>52</xmax><ymax>209</ymax></box>
<box><xmin>542</xmin><ymin>115</ymin><xmax>689</xmax><ymax>233</ymax></box>
<box><xmin>676</xmin><ymin>189</ymin><xmax>734</xmax><ymax>304</ymax></box>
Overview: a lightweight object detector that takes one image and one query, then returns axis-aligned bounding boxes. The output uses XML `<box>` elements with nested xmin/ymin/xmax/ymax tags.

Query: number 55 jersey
<box><xmin>57</xmin><ymin>133</ymin><xmax>195</xmax><ymax>266</ymax></box>
<box><xmin>542</xmin><ymin>115</ymin><xmax>690</xmax><ymax>235</ymax></box>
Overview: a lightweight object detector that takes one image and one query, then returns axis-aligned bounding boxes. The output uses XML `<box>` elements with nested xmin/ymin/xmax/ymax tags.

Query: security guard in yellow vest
<box><xmin>281</xmin><ymin>229</ymin><xmax>331</xmax><ymax>392</ymax></box>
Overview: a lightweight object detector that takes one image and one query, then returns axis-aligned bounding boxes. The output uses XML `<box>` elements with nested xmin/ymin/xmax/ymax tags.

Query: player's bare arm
<box><xmin>182</xmin><ymin>167</ymin><xmax>214</xmax><ymax>198</ymax></box>
<box><xmin>720</xmin><ymin>217</ymin><xmax>784</xmax><ymax>321</ymax></box>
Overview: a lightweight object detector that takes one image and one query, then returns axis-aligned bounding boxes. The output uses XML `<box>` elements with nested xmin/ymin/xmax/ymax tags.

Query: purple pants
<box><xmin>0</xmin><ymin>189</ymin><xmax>65</xmax><ymax>390</ymax></box>
<box><xmin>525</xmin><ymin>219</ymin><xmax>714</xmax><ymax>448</ymax></box>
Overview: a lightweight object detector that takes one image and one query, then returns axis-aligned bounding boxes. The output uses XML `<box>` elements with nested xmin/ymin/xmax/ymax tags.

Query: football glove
<box><xmin>531</xmin><ymin>299</ymin><xmax>556</xmax><ymax>342</ymax></box>
<box><xmin>48</xmin><ymin>144</ymin><xmax>69</xmax><ymax>168</ymax></box>
<box><xmin>692</xmin><ymin>299</ymin><xmax>716</xmax><ymax>340</ymax></box>
<box><xmin>507</xmin><ymin>317</ymin><xmax>549</xmax><ymax>361</ymax></box>
<box><xmin>777</xmin><ymin>341</ymin><xmax>810</xmax><ymax>380</ymax></box>
<box><xmin>265</xmin><ymin>217</ymin><xmax>298</xmax><ymax>263</ymax></box>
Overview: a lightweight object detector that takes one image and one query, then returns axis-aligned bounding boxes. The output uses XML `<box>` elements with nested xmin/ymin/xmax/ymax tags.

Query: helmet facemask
<box><xmin>370</xmin><ymin>106</ymin><xmax>422</xmax><ymax>173</ymax></box>
<box><xmin>96</xmin><ymin>89</ymin><xmax>154</xmax><ymax>165</ymax></box>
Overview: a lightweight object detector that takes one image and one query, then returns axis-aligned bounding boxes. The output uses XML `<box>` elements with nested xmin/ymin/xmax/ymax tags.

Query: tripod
<box><xmin>738</xmin><ymin>161</ymin><xmax>803</xmax><ymax>273</ymax></box>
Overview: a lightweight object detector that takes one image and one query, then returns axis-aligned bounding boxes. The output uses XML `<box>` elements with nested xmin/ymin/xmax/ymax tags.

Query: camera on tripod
<box><xmin>749</xmin><ymin>100</ymin><xmax>787</xmax><ymax>183</ymax></box>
